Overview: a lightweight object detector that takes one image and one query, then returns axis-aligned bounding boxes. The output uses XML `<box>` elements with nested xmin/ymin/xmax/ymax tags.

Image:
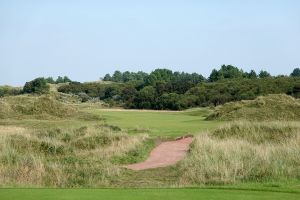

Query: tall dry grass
<box><xmin>0</xmin><ymin>125</ymin><xmax>148</xmax><ymax>187</ymax></box>
<box><xmin>180</xmin><ymin>121</ymin><xmax>300</xmax><ymax>185</ymax></box>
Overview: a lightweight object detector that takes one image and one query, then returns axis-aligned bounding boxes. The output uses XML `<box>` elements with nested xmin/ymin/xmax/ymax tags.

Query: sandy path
<box><xmin>125</xmin><ymin>137</ymin><xmax>193</xmax><ymax>170</ymax></box>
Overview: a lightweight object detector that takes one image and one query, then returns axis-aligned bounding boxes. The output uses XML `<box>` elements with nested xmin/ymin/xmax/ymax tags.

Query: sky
<box><xmin>0</xmin><ymin>0</ymin><xmax>300</xmax><ymax>86</ymax></box>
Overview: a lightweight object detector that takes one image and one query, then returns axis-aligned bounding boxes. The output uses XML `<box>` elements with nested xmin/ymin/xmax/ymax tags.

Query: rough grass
<box><xmin>212</xmin><ymin>121</ymin><xmax>300</xmax><ymax>144</ymax></box>
<box><xmin>207</xmin><ymin>94</ymin><xmax>300</xmax><ymax>121</ymax></box>
<box><xmin>0</xmin><ymin>125</ymin><xmax>148</xmax><ymax>187</ymax></box>
<box><xmin>0</xmin><ymin>95</ymin><xmax>77</xmax><ymax>119</ymax></box>
<box><xmin>180</xmin><ymin>121</ymin><xmax>300</xmax><ymax>185</ymax></box>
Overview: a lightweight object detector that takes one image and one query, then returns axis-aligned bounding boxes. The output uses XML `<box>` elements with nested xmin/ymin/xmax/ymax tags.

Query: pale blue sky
<box><xmin>0</xmin><ymin>0</ymin><xmax>299</xmax><ymax>86</ymax></box>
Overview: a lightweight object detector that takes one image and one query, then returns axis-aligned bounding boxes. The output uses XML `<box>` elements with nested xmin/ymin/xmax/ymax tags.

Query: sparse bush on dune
<box><xmin>207</xmin><ymin>94</ymin><xmax>300</xmax><ymax>121</ymax></box>
<box><xmin>180</xmin><ymin>122</ymin><xmax>300</xmax><ymax>185</ymax></box>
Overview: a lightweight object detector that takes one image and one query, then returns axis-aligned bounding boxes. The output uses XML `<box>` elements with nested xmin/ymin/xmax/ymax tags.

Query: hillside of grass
<box><xmin>0</xmin><ymin>125</ymin><xmax>149</xmax><ymax>187</ymax></box>
<box><xmin>0</xmin><ymin>95</ymin><xmax>77</xmax><ymax>119</ymax></box>
<box><xmin>179</xmin><ymin>121</ymin><xmax>300</xmax><ymax>185</ymax></box>
<box><xmin>207</xmin><ymin>94</ymin><xmax>300</xmax><ymax>121</ymax></box>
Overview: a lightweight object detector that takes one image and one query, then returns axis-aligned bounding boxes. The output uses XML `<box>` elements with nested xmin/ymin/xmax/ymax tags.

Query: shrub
<box><xmin>23</xmin><ymin>77</ymin><xmax>50</xmax><ymax>94</ymax></box>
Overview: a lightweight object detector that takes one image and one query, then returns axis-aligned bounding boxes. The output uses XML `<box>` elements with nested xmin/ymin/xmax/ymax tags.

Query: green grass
<box><xmin>1</xmin><ymin>93</ymin><xmax>299</xmax><ymax>198</ymax></box>
<box><xmin>86</xmin><ymin>109</ymin><xmax>222</xmax><ymax>137</ymax></box>
<box><xmin>0</xmin><ymin>188</ymin><xmax>299</xmax><ymax>200</ymax></box>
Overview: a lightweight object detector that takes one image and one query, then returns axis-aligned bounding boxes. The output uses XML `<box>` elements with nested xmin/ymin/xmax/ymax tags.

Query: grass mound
<box><xmin>0</xmin><ymin>125</ymin><xmax>148</xmax><ymax>187</ymax></box>
<box><xmin>212</xmin><ymin>121</ymin><xmax>300</xmax><ymax>144</ymax></box>
<box><xmin>207</xmin><ymin>94</ymin><xmax>300</xmax><ymax>121</ymax></box>
<box><xmin>0</xmin><ymin>95</ymin><xmax>76</xmax><ymax>119</ymax></box>
<box><xmin>180</xmin><ymin>121</ymin><xmax>300</xmax><ymax>185</ymax></box>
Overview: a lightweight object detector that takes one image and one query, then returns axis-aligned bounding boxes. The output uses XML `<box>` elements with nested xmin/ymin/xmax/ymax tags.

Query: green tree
<box><xmin>45</xmin><ymin>77</ymin><xmax>55</xmax><ymax>84</ymax></box>
<box><xmin>245</xmin><ymin>70</ymin><xmax>257</xmax><ymax>79</ymax></box>
<box><xmin>63</xmin><ymin>76</ymin><xmax>72</xmax><ymax>83</ymax></box>
<box><xmin>291</xmin><ymin>68</ymin><xmax>300</xmax><ymax>77</ymax></box>
<box><xmin>103</xmin><ymin>74</ymin><xmax>112</xmax><ymax>81</ymax></box>
<box><xmin>134</xmin><ymin>86</ymin><xmax>156</xmax><ymax>109</ymax></box>
<box><xmin>259</xmin><ymin>70</ymin><xmax>271</xmax><ymax>78</ymax></box>
<box><xmin>208</xmin><ymin>69</ymin><xmax>221</xmax><ymax>82</ymax></box>
<box><xmin>23</xmin><ymin>78</ymin><xmax>50</xmax><ymax>94</ymax></box>
<box><xmin>56</xmin><ymin>76</ymin><xmax>64</xmax><ymax>83</ymax></box>
<box><xmin>209</xmin><ymin>65</ymin><xmax>244</xmax><ymax>81</ymax></box>
<box><xmin>112</xmin><ymin>71</ymin><xmax>123</xmax><ymax>82</ymax></box>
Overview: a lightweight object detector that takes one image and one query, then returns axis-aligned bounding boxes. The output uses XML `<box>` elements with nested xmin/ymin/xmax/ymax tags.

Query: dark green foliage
<box><xmin>56</xmin><ymin>76</ymin><xmax>72</xmax><ymax>83</ymax></box>
<box><xmin>208</xmin><ymin>65</ymin><xmax>245</xmax><ymax>81</ymax></box>
<box><xmin>244</xmin><ymin>70</ymin><xmax>257</xmax><ymax>79</ymax></box>
<box><xmin>45</xmin><ymin>77</ymin><xmax>56</xmax><ymax>84</ymax></box>
<box><xmin>103</xmin><ymin>70</ymin><xmax>148</xmax><ymax>82</ymax></box>
<box><xmin>59</xmin><ymin>76</ymin><xmax>300</xmax><ymax>110</ymax></box>
<box><xmin>103</xmin><ymin>73</ymin><xmax>112</xmax><ymax>81</ymax></box>
<box><xmin>58</xmin><ymin>67</ymin><xmax>300</xmax><ymax>110</ymax></box>
<box><xmin>259</xmin><ymin>70</ymin><xmax>271</xmax><ymax>78</ymax></box>
<box><xmin>23</xmin><ymin>77</ymin><xmax>50</xmax><ymax>94</ymax></box>
<box><xmin>291</xmin><ymin>68</ymin><xmax>300</xmax><ymax>77</ymax></box>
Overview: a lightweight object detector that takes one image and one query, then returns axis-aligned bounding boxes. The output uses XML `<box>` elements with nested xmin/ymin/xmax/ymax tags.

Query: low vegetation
<box><xmin>1</xmin><ymin>71</ymin><xmax>299</xmax><ymax>192</ymax></box>
<box><xmin>207</xmin><ymin>94</ymin><xmax>300</xmax><ymax>121</ymax></box>
<box><xmin>0</xmin><ymin>95</ymin><xmax>77</xmax><ymax>119</ymax></box>
<box><xmin>0</xmin><ymin>125</ymin><xmax>148</xmax><ymax>187</ymax></box>
<box><xmin>180</xmin><ymin>121</ymin><xmax>300</xmax><ymax>185</ymax></box>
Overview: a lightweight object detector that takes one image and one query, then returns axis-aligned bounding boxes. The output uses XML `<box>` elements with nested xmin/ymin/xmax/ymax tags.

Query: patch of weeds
<box><xmin>111</xmin><ymin>139</ymin><xmax>155</xmax><ymax>164</ymax></box>
<box><xmin>40</xmin><ymin>141</ymin><xmax>65</xmax><ymax>154</ymax></box>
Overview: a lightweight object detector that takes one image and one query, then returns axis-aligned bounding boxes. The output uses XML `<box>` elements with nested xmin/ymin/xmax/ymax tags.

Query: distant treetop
<box><xmin>291</xmin><ymin>68</ymin><xmax>300</xmax><ymax>77</ymax></box>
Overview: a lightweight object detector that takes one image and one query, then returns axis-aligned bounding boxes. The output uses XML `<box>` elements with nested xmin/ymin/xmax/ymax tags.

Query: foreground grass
<box><xmin>0</xmin><ymin>188</ymin><xmax>299</xmax><ymax>200</ymax></box>
<box><xmin>86</xmin><ymin>108</ymin><xmax>222</xmax><ymax>137</ymax></box>
<box><xmin>180</xmin><ymin>121</ymin><xmax>300</xmax><ymax>185</ymax></box>
<box><xmin>0</xmin><ymin>125</ymin><xmax>149</xmax><ymax>187</ymax></box>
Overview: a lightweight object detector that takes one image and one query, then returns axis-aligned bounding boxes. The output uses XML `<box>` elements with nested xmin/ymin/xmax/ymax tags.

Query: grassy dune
<box><xmin>180</xmin><ymin>121</ymin><xmax>300</xmax><ymax>185</ymax></box>
<box><xmin>0</xmin><ymin>125</ymin><xmax>149</xmax><ymax>187</ymax></box>
<box><xmin>0</xmin><ymin>95</ymin><xmax>77</xmax><ymax>119</ymax></box>
<box><xmin>0</xmin><ymin>92</ymin><xmax>299</xmax><ymax>198</ymax></box>
<box><xmin>208</xmin><ymin>94</ymin><xmax>300</xmax><ymax>121</ymax></box>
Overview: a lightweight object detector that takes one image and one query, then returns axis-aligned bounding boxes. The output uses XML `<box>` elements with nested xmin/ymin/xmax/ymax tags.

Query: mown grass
<box><xmin>85</xmin><ymin>108</ymin><xmax>222</xmax><ymax>137</ymax></box>
<box><xmin>0</xmin><ymin>188</ymin><xmax>299</xmax><ymax>200</ymax></box>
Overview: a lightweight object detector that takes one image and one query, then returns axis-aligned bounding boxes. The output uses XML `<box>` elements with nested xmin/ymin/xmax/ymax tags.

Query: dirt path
<box><xmin>126</xmin><ymin>137</ymin><xmax>193</xmax><ymax>170</ymax></box>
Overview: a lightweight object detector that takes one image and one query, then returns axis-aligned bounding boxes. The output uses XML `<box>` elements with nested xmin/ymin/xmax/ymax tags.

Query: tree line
<box><xmin>57</xmin><ymin>66</ymin><xmax>300</xmax><ymax>110</ymax></box>
<box><xmin>2</xmin><ymin>66</ymin><xmax>299</xmax><ymax>110</ymax></box>
<box><xmin>0</xmin><ymin>76</ymin><xmax>72</xmax><ymax>97</ymax></box>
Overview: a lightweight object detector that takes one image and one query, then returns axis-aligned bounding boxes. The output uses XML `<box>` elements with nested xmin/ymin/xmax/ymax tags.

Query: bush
<box><xmin>23</xmin><ymin>78</ymin><xmax>50</xmax><ymax>94</ymax></box>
